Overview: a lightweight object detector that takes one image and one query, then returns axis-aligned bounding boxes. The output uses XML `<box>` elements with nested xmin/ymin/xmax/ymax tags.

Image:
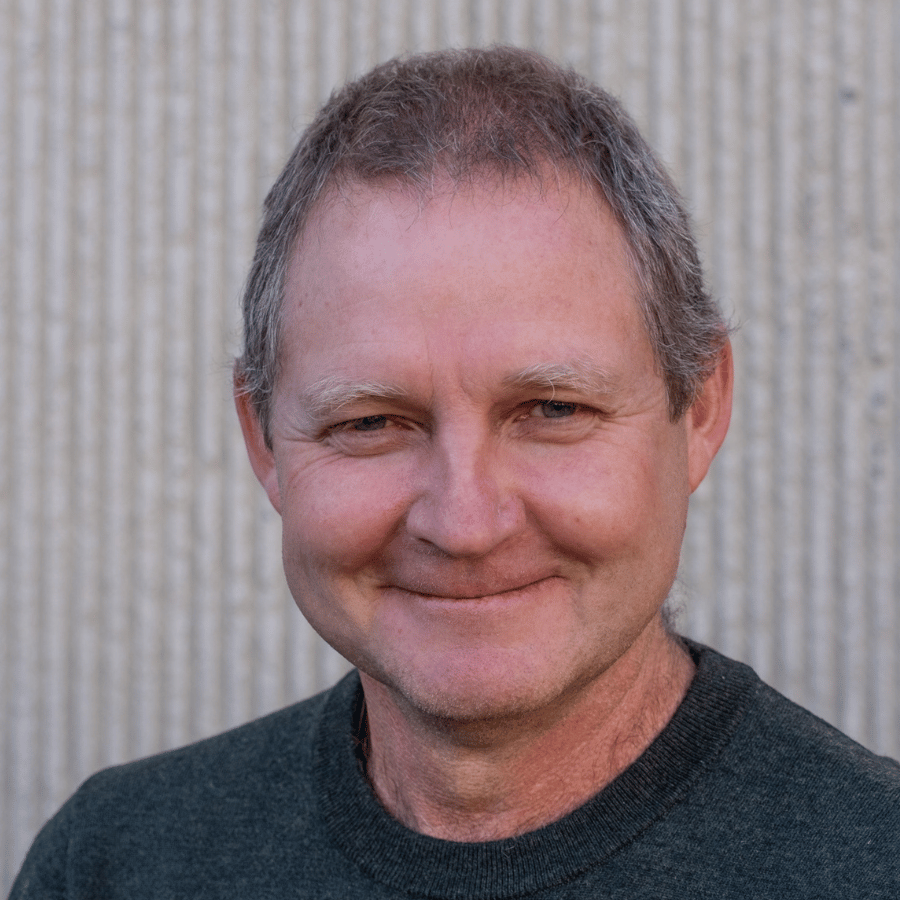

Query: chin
<box><xmin>368</xmin><ymin>647</ymin><xmax>607</xmax><ymax>727</ymax></box>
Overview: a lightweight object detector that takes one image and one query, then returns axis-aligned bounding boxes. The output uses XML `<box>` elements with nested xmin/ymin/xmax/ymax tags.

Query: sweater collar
<box><xmin>314</xmin><ymin>643</ymin><xmax>758</xmax><ymax>899</ymax></box>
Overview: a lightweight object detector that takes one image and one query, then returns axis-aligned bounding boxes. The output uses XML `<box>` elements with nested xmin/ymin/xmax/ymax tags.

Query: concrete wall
<box><xmin>2</xmin><ymin>0</ymin><xmax>898</xmax><ymax>889</ymax></box>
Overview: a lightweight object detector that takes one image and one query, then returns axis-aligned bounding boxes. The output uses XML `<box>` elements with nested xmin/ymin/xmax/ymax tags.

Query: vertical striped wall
<box><xmin>2</xmin><ymin>1</ymin><xmax>898</xmax><ymax>888</ymax></box>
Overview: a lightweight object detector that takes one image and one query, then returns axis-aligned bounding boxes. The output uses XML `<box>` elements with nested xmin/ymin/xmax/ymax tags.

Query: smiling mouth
<box><xmin>388</xmin><ymin>577</ymin><xmax>554</xmax><ymax>602</ymax></box>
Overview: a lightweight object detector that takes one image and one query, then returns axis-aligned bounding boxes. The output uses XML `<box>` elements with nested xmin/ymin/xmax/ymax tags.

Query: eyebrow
<box><xmin>502</xmin><ymin>361</ymin><xmax>622</xmax><ymax>397</ymax></box>
<box><xmin>299</xmin><ymin>361</ymin><xmax>622</xmax><ymax>426</ymax></box>
<box><xmin>300</xmin><ymin>376</ymin><xmax>413</xmax><ymax>424</ymax></box>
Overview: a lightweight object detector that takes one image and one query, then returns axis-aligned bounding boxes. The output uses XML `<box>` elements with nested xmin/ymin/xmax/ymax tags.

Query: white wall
<box><xmin>2</xmin><ymin>0</ymin><xmax>898</xmax><ymax>890</ymax></box>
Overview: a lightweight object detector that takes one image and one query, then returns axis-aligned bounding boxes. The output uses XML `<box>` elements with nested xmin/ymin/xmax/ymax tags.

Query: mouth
<box><xmin>386</xmin><ymin>576</ymin><xmax>557</xmax><ymax>602</ymax></box>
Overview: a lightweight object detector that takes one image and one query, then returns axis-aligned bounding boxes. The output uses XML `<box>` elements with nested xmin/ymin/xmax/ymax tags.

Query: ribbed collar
<box><xmin>314</xmin><ymin>643</ymin><xmax>758</xmax><ymax>899</ymax></box>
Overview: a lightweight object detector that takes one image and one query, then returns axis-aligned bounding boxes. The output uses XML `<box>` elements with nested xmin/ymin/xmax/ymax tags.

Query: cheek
<box><xmin>279</xmin><ymin>457</ymin><xmax>415</xmax><ymax>575</ymax></box>
<box><xmin>519</xmin><ymin>444</ymin><xmax>688</xmax><ymax>560</ymax></box>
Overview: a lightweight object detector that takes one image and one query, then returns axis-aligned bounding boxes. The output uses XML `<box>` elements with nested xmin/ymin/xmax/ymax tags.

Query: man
<box><xmin>11</xmin><ymin>47</ymin><xmax>899</xmax><ymax>898</ymax></box>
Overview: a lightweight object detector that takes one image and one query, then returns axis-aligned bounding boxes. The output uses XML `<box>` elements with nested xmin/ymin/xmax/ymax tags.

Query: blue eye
<box><xmin>537</xmin><ymin>401</ymin><xmax>578</xmax><ymax>418</ymax></box>
<box><xmin>351</xmin><ymin>415</ymin><xmax>389</xmax><ymax>431</ymax></box>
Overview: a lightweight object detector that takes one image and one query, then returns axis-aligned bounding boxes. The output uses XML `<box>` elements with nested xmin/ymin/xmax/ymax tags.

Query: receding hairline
<box><xmin>283</xmin><ymin>161</ymin><xmax>650</xmax><ymax>319</ymax></box>
<box><xmin>289</xmin><ymin>158</ymin><xmax>611</xmax><ymax>254</ymax></box>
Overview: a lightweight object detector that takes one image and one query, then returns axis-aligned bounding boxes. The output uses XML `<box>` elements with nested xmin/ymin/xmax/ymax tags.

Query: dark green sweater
<box><xmin>10</xmin><ymin>645</ymin><xmax>900</xmax><ymax>898</ymax></box>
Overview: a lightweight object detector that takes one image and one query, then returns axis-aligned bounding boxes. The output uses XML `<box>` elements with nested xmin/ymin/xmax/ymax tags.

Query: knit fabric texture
<box><xmin>10</xmin><ymin>644</ymin><xmax>900</xmax><ymax>898</ymax></box>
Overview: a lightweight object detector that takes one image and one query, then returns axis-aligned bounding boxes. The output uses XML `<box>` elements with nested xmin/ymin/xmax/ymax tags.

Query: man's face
<box><xmin>239</xmin><ymin>177</ymin><xmax>726</xmax><ymax>722</ymax></box>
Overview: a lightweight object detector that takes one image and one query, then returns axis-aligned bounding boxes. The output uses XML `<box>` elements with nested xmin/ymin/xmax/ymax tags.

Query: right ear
<box><xmin>234</xmin><ymin>370</ymin><xmax>283</xmax><ymax>515</ymax></box>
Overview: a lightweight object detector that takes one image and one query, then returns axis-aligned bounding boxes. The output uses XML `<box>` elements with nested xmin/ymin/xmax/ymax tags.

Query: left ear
<box><xmin>685</xmin><ymin>339</ymin><xmax>733</xmax><ymax>492</ymax></box>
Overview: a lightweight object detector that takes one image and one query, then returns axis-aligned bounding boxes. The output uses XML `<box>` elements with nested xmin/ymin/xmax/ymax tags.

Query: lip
<box><xmin>385</xmin><ymin>575</ymin><xmax>558</xmax><ymax>602</ymax></box>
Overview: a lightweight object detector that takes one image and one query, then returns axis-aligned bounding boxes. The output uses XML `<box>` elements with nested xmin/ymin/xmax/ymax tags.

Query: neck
<box><xmin>359</xmin><ymin>621</ymin><xmax>695</xmax><ymax>842</ymax></box>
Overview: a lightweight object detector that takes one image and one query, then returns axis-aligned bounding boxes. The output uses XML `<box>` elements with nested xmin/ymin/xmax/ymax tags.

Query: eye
<box><xmin>324</xmin><ymin>413</ymin><xmax>422</xmax><ymax>456</ymax></box>
<box><xmin>513</xmin><ymin>398</ymin><xmax>597</xmax><ymax>443</ymax></box>
<box><xmin>530</xmin><ymin>400</ymin><xmax>579</xmax><ymax>419</ymax></box>
<box><xmin>347</xmin><ymin>415</ymin><xmax>388</xmax><ymax>431</ymax></box>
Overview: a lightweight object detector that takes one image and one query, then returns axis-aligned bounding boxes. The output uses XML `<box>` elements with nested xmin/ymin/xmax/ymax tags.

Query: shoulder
<box><xmin>700</xmin><ymin>644</ymin><xmax>900</xmax><ymax>797</ymax></box>
<box><xmin>9</xmin><ymin>673</ymin><xmax>359</xmax><ymax>899</ymax></box>
<box><xmin>675</xmin><ymin>644</ymin><xmax>900</xmax><ymax>895</ymax></box>
<box><xmin>77</xmin><ymin>678</ymin><xmax>334</xmax><ymax>809</ymax></box>
<box><xmin>733</xmin><ymin>663</ymin><xmax>900</xmax><ymax>817</ymax></box>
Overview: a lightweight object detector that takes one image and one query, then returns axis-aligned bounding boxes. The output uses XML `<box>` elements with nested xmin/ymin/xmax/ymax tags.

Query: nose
<box><xmin>404</xmin><ymin>429</ymin><xmax>525</xmax><ymax>559</ymax></box>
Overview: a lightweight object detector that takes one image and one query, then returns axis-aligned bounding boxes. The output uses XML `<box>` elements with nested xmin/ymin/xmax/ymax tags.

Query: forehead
<box><xmin>289</xmin><ymin>172</ymin><xmax>638</xmax><ymax>301</ymax></box>
<box><xmin>279</xmin><ymin>174</ymin><xmax>651</xmax><ymax>395</ymax></box>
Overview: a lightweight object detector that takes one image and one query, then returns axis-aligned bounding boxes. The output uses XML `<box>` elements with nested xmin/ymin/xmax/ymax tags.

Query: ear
<box><xmin>234</xmin><ymin>370</ymin><xmax>283</xmax><ymax>515</ymax></box>
<box><xmin>685</xmin><ymin>339</ymin><xmax>733</xmax><ymax>492</ymax></box>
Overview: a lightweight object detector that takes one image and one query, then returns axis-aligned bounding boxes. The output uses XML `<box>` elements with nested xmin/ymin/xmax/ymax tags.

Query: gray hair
<box><xmin>236</xmin><ymin>46</ymin><xmax>727</xmax><ymax>444</ymax></box>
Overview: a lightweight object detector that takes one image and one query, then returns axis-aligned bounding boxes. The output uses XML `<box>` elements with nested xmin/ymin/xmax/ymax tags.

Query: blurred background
<box><xmin>2</xmin><ymin>0</ymin><xmax>898</xmax><ymax>890</ymax></box>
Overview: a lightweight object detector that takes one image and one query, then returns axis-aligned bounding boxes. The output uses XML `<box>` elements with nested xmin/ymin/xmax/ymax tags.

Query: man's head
<box><xmin>236</xmin><ymin>46</ymin><xmax>728</xmax><ymax>445</ymax></box>
<box><xmin>234</xmin><ymin>47</ymin><xmax>732</xmax><ymax>723</ymax></box>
